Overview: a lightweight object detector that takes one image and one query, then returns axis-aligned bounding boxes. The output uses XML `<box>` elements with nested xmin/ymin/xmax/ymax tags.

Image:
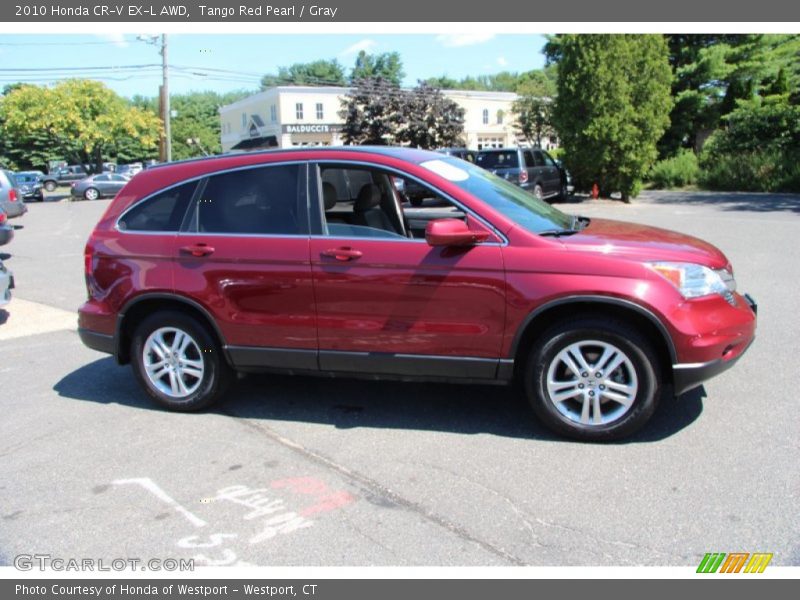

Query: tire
<box><xmin>533</xmin><ymin>184</ymin><xmax>544</xmax><ymax>201</ymax></box>
<box><xmin>558</xmin><ymin>182</ymin><xmax>569</xmax><ymax>202</ymax></box>
<box><xmin>523</xmin><ymin>317</ymin><xmax>661</xmax><ymax>442</ymax></box>
<box><xmin>84</xmin><ymin>188</ymin><xmax>99</xmax><ymax>201</ymax></box>
<box><xmin>44</xmin><ymin>181</ymin><xmax>56</xmax><ymax>192</ymax></box>
<box><xmin>130</xmin><ymin>310</ymin><xmax>232</xmax><ymax>411</ymax></box>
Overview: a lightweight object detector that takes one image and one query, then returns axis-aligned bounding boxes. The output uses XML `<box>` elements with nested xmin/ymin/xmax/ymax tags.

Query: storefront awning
<box><xmin>230</xmin><ymin>135</ymin><xmax>278</xmax><ymax>151</ymax></box>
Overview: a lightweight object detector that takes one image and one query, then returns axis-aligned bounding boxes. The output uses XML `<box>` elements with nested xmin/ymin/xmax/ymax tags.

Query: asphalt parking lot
<box><xmin>0</xmin><ymin>190</ymin><xmax>798</xmax><ymax>567</ymax></box>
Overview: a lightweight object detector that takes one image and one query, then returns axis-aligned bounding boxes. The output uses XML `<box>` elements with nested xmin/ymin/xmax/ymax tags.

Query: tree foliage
<box><xmin>424</xmin><ymin>67</ymin><xmax>557</xmax><ymax>94</ymax></box>
<box><xmin>260</xmin><ymin>59</ymin><xmax>347</xmax><ymax>89</ymax></box>
<box><xmin>350</xmin><ymin>51</ymin><xmax>405</xmax><ymax>86</ymax></box>
<box><xmin>0</xmin><ymin>80</ymin><xmax>161</xmax><ymax>171</ymax></box>
<box><xmin>339</xmin><ymin>78</ymin><xmax>465</xmax><ymax>148</ymax></box>
<box><xmin>660</xmin><ymin>34</ymin><xmax>800</xmax><ymax>157</ymax></box>
<box><xmin>546</xmin><ymin>34</ymin><xmax>673</xmax><ymax>200</ymax></box>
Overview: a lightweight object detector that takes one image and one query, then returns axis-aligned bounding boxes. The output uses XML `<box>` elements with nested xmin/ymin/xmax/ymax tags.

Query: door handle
<box><xmin>180</xmin><ymin>243</ymin><xmax>215</xmax><ymax>257</ymax></box>
<box><xmin>321</xmin><ymin>247</ymin><xmax>362</xmax><ymax>261</ymax></box>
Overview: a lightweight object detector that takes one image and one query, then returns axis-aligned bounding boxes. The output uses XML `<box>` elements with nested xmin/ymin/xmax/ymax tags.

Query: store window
<box><xmin>296</xmin><ymin>103</ymin><xmax>304</xmax><ymax>120</ymax></box>
<box><xmin>316</xmin><ymin>103</ymin><xmax>324</xmax><ymax>120</ymax></box>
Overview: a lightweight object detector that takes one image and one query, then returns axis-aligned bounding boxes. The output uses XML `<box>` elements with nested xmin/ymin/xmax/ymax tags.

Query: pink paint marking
<box><xmin>271</xmin><ymin>477</ymin><xmax>356</xmax><ymax>516</ymax></box>
<box><xmin>299</xmin><ymin>491</ymin><xmax>356</xmax><ymax>517</ymax></box>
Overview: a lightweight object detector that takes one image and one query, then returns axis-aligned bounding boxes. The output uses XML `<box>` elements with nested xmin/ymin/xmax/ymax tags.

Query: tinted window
<box><xmin>532</xmin><ymin>151</ymin><xmax>546</xmax><ymax>167</ymax></box>
<box><xmin>523</xmin><ymin>150</ymin><xmax>536</xmax><ymax>167</ymax></box>
<box><xmin>541</xmin><ymin>152</ymin><xmax>556</xmax><ymax>166</ymax></box>
<box><xmin>118</xmin><ymin>181</ymin><xmax>197</xmax><ymax>232</ymax></box>
<box><xmin>196</xmin><ymin>165</ymin><xmax>302</xmax><ymax>235</ymax></box>
<box><xmin>94</xmin><ymin>175</ymin><xmax>110</xmax><ymax>182</ymax></box>
<box><xmin>111</xmin><ymin>175</ymin><xmax>127</xmax><ymax>182</ymax></box>
<box><xmin>476</xmin><ymin>151</ymin><xmax>519</xmax><ymax>169</ymax></box>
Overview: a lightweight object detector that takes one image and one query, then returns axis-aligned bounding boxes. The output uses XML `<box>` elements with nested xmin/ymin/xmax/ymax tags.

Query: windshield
<box><xmin>421</xmin><ymin>158</ymin><xmax>574</xmax><ymax>234</ymax></box>
<box><xmin>15</xmin><ymin>173</ymin><xmax>38</xmax><ymax>183</ymax></box>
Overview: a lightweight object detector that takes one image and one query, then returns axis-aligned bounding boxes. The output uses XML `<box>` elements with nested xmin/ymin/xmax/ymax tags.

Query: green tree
<box><xmin>0</xmin><ymin>80</ymin><xmax>161</xmax><ymax>172</ymax></box>
<box><xmin>660</xmin><ymin>34</ymin><xmax>800</xmax><ymax>157</ymax></box>
<box><xmin>350</xmin><ymin>51</ymin><xmax>405</xmax><ymax>86</ymax></box>
<box><xmin>261</xmin><ymin>59</ymin><xmax>346</xmax><ymax>89</ymax></box>
<box><xmin>546</xmin><ymin>34</ymin><xmax>673</xmax><ymax>200</ymax></box>
<box><xmin>512</xmin><ymin>95</ymin><xmax>554</xmax><ymax>147</ymax></box>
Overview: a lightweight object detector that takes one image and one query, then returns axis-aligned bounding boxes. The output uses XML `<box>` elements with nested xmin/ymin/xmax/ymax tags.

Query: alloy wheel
<box><xmin>142</xmin><ymin>327</ymin><xmax>205</xmax><ymax>398</ymax></box>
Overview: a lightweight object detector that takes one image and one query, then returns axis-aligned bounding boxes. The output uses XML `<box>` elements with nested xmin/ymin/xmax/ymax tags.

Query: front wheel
<box><xmin>532</xmin><ymin>184</ymin><xmax>544</xmax><ymax>201</ymax></box>
<box><xmin>524</xmin><ymin>317</ymin><xmax>661</xmax><ymax>441</ymax></box>
<box><xmin>84</xmin><ymin>188</ymin><xmax>99</xmax><ymax>201</ymax></box>
<box><xmin>44</xmin><ymin>181</ymin><xmax>56</xmax><ymax>192</ymax></box>
<box><xmin>131</xmin><ymin>311</ymin><xmax>232</xmax><ymax>411</ymax></box>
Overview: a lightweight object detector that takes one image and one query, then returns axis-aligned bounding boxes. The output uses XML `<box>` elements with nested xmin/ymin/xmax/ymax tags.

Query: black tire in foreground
<box><xmin>524</xmin><ymin>317</ymin><xmax>661</xmax><ymax>442</ymax></box>
<box><xmin>130</xmin><ymin>310</ymin><xmax>232</xmax><ymax>411</ymax></box>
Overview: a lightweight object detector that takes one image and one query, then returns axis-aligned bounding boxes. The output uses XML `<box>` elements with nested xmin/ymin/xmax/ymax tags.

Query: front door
<box><xmin>309</xmin><ymin>163</ymin><xmax>507</xmax><ymax>379</ymax></box>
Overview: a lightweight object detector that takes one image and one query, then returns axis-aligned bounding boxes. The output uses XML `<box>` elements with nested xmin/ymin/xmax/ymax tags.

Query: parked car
<box><xmin>71</xmin><ymin>173</ymin><xmax>130</xmax><ymax>201</ymax></box>
<box><xmin>0</xmin><ymin>206</ymin><xmax>14</xmax><ymax>246</ymax></box>
<box><xmin>77</xmin><ymin>147</ymin><xmax>756</xmax><ymax>441</ymax></box>
<box><xmin>14</xmin><ymin>171</ymin><xmax>44</xmax><ymax>202</ymax></box>
<box><xmin>42</xmin><ymin>165</ymin><xmax>89</xmax><ymax>192</ymax></box>
<box><xmin>0</xmin><ymin>256</ymin><xmax>13</xmax><ymax>307</ymax></box>
<box><xmin>476</xmin><ymin>147</ymin><xmax>569</xmax><ymax>201</ymax></box>
<box><xmin>116</xmin><ymin>163</ymin><xmax>144</xmax><ymax>179</ymax></box>
<box><xmin>0</xmin><ymin>170</ymin><xmax>27</xmax><ymax>219</ymax></box>
<box><xmin>436</xmin><ymin>148</ymin><xmax>478</xmax><ymax>163</ymax></box>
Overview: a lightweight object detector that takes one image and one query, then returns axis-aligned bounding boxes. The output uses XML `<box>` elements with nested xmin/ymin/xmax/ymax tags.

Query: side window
<box><xmin>541</xmin><ymin>152</ymin><xmax>556</xmax><ymax>166</ymax></box>
<box><xmin>523</xmin><ymin>150</ymin><xmax>536</xmax><ymax>167</ymax></box>
<box><xmin>118</xmin><ymin>181</ymin><xmax>197</xmax><ymax>232</ymax></box>
<box><xmin>532</xmin><ymin>151</ymin><xmax>546</xmax><ymax>167</ymax></box>
<box><xmin>318</xmin><ymin>165</ymin><xmax>469</xmax><ymax>241</ymax></box>
<box><xmin>94</xmin><ymin>175</ymin><xmax>109</xmax><ymax>182</ymax></box>
<box><xmin>195</xmin><ymin>165</ymin><xmax>303</xmax><ymax>235</ymax></box>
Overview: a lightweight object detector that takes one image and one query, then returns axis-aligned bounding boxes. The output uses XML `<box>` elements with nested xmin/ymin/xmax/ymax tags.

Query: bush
<box><xmin>649</xmin><ymin>150</ymin><xmax>700</xmax><ymax>188</ymax></box>
<box><xmin>699</xmin><ymin>148</ymin><xmax>800</xmax><ymax>192</ymax></box>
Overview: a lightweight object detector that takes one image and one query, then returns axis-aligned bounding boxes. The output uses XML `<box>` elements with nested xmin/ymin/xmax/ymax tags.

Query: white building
<box><xmin>219</xmin><ymin>86</ymin><xmax>557</xmax><ymax>152</ymax></box>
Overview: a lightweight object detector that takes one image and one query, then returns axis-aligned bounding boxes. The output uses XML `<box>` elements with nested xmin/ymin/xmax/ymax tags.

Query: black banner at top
<box><xmin>2</xmin><ymin>0</ymin><xmax>800</xmax><ymax>22</ymax></box>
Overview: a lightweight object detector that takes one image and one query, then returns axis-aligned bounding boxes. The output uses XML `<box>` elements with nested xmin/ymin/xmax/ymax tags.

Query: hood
<box><xmin>561</xmin><ymin>218</ymin><xmax>729</xmax><ymax>268</ymax></box>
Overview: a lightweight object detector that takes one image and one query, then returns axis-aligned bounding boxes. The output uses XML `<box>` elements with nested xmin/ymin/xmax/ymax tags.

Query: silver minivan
<box><xmin>0</xmin><ymin>170</ymin><xmax>27</xmax><ymax>219</ymax></box>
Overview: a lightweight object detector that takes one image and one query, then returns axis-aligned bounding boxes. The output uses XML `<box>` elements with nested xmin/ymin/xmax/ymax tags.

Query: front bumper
<box><xmin>671</xmin><ymin>292</ymin><xmax>757</xmax><ymax>395</ymax></box>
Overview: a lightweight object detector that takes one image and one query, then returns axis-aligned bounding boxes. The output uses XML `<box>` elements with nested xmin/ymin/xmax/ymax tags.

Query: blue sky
<box><xmin>0</xmin><ymin>34</ymin><xmax>548</xmax><ymax>98</ymax></box>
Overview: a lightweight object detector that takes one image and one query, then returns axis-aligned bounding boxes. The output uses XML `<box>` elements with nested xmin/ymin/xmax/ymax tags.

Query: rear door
<box><xmin>534</xmin><ymin>150</ymin><xmax>562</xmax><ymax>197</ymax></box>
<box><xmin>172</xmin><ymin>162</ymin><xmax>318</xmax><ymax>369</ymax></box>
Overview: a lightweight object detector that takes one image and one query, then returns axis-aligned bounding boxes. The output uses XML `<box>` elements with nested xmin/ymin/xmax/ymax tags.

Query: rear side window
<box><xmin>476</xmin><ymin>152</ymin><xmax>519</xmax><ymax>169</ymax></box>
<box><xmin>118</xmin><ymin>181</ymin><xmax>197</xmax><ymax>232</ymax></box>
<box><xmin>532</xmin><ymin>151</ymin><xmax>546</xmax><ymax>167</ymax></box>
<box><xmin>194</xmin><ymin>164</ymin><xmax>303</xmax><ymax>235</ymax></box>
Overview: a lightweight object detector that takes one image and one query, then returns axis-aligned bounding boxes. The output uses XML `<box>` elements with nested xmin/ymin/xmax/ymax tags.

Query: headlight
<box><xmin>648</xmin><ymin>262</ymin><xmax>737</xmax><ymax>305</ymax></box>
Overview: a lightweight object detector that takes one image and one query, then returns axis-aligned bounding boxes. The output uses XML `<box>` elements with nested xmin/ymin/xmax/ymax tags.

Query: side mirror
<box><xmin>425</xmin><ymin>218</ymin><xmax>489</xmax><ymax>247</ymax></box>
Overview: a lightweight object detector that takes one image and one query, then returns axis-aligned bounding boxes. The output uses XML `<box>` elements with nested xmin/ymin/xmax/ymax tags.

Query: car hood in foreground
<box><xmin>561</xmin><ymin>218</ymin><xmax>729</xmax><ymax>268</ymax></box>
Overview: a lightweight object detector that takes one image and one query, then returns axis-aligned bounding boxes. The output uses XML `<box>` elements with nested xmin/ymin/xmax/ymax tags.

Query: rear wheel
<box><xmin>523</xmin><ymin>317</ymin><xmax>660</xmax><ymax>441</ymax></box>
<box><xmin>131</xmin><ymin>311</ymin><xmax>232</xmax><ymax>411</ymax></box>
<box><xmin>44</xmin><ymin>180</ymin><xmax>56</xmax><ymax>192</ymax></box>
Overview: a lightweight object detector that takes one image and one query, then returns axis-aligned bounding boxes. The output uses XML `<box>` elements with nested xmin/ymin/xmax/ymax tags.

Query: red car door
<box><xmin>171</xmin><ymin>162</ymin><xmax>317</xmax><ymax>370</ymax></box>
<box><xmin>310</xmin><ymin>163</ymin><xmax>507</xmax><ymax>380</ymax></box>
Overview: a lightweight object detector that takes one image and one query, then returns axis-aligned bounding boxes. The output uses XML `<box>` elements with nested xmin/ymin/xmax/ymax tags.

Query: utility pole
<box><xmin>138</xmin><ymin>34</ymin><xmax>171</xmax><ymax>163</ymax></box>
<box><xmin>161</xmin><ymin>34</ymin><xmax>171</xmax><ymax>163</ymax></box>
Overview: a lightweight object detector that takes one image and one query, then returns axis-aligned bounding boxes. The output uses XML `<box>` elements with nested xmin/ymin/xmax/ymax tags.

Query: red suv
<box><xmin>78</xmin><ymin>147</ymin><xmax>756</xmax><ymax>441</ymax></box>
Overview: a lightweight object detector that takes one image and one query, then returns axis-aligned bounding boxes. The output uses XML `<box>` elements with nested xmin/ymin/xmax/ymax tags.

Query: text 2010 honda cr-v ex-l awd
<box><xmin>78</xmin><ymin>147</ymin><xmax>756</xmax><ymax>441</ymax></box>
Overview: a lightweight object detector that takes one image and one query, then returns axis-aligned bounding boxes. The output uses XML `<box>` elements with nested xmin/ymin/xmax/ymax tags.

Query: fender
<box><xmin>508</xmin><ymin>294</ymin><xmax>678</xmax><ymax>364</ymax></box>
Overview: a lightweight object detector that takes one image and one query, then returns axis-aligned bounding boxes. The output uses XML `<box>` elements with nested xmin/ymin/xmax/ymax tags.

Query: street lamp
<box><xmin>137</xmin><ymin>34</ymin><xmax>171</xmax><ymax>163</ymax></box>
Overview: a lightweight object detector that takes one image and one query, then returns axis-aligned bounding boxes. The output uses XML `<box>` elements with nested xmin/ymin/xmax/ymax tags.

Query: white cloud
<box><xmin>435</xmin><ymin>33</ymin><xmax>496</xmax><ymax>48</ymax></box>
<box><xmin>339</xmin><ymin>39</ymin><xmax>377</xmax><ymax>57</ymax></box>
<box><xmin>497</xmin><ymin>56</ymin><xmax>508</xmax><ymax>67</ymax></box>
<box><xmin>97</xmin><ymin>33</ymin><xmax>129</xmax><ymax>48</ymax></box>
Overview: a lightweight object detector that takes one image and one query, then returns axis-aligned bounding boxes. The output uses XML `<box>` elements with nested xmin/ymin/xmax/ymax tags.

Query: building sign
<box><xmin>282</xmin><ymin>124</ymin><xmax>342</xmax><ymax>134</ymax></box>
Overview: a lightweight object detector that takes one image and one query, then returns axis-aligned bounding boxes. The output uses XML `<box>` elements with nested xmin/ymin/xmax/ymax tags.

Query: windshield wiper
<box><xmin>539</xmin><ymin>228</ymin><xmax>579</xmax><ymax>237</ymax></box>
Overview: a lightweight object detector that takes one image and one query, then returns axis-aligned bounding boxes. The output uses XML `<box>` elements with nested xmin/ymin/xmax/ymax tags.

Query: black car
<box><xmin>14</xmin><ymin>171</ymin><xmax>44</xmax><ymax>202</ymax></box>
<box><xmin>42</xmin><ymin>165</ymin><xmax>89</xmax><ymax>192</ymax></box>
<box><xmin>476</xmin><ymin>147</ymin><xmax>569</xmax><ymax>201</ymax></box>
